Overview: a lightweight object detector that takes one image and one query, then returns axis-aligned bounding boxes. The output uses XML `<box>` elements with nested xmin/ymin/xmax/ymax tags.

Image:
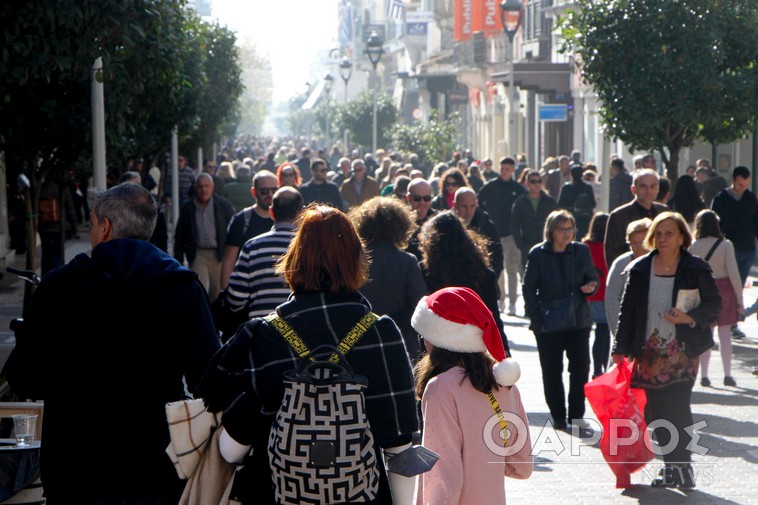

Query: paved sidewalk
<box><xmin>501</xmin><ymin>293</ymin><xmax>758</xmax><ymax>504</ymax></box>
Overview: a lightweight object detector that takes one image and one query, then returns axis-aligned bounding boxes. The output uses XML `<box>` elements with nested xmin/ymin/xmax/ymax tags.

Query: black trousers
<box><xmin>645</xmin><ymin>380</ymin><xmax>695</xmax><ymax>465</ymax></box>
<box><xmin>592</xmin><ymin>322</ymin><xmax>611</xmax><ymax>377</ymax></box>
<box><xmin>534</xmin><ymin>327</ymin><xmax>591</xmax><ymax>422</ymax></box>
<box><xmin>39</xmin><ymin>230</ymin><xmax>64</xmax><ymax>276</ymax></box>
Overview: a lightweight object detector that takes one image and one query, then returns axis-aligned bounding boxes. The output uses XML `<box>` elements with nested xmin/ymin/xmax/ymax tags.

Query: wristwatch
<box><xmin>688</xmin><ymin>320</ymin><xmax>697</xmax><ymax>328</ymax></box>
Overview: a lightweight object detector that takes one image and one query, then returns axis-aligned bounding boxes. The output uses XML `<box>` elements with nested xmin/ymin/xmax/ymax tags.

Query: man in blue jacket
<box><xmin>4</xmin><ymin>182</ymin><xmax>221</xmax><ymax>505</ymax></box>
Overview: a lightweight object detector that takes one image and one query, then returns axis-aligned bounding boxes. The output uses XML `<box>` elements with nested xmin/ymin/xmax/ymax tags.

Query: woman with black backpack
<box><xmin>199</xmin><ymin>204</ymin><xmax>419</xmax><ymax>505</ymax></box>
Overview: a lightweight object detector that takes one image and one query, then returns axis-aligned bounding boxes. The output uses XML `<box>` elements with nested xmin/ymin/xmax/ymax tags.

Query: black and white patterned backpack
<box><xmin>265</xmin><ymin>313</ymin><xmax>380</xmax><ymax>504</ymax></box>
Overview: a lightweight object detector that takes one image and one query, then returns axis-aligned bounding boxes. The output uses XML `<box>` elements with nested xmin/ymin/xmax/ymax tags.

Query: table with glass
<box><xmin>0</xmin><ymin>438</ymin><xmax>41</xmax><ymax>502</ymax></box>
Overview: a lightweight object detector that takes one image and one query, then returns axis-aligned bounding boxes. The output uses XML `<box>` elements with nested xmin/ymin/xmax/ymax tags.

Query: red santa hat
<box><xmin>411</xmin><ymin>287</ymin><xmax>520</xmax><ymax>386</ymax></box>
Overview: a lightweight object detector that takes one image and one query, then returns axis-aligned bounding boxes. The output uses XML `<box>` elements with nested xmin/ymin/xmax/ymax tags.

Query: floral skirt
<box><xmin>631</xmin><ymin>329</ymin><xmax>698</xmax><ymax>389</ymax></box>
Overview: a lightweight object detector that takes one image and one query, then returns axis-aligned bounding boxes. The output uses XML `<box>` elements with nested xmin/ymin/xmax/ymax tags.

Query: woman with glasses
<box><xmin>431</xmin><ymin>167</ymin><xmax>469</xmax><ymax>211</ymax></box>
<box><xmin>511</xmin><ymin>170</ymin><xmax>558</xmax><ymax>270</ymax></box>
<box><xmin>523</xmin><ymin>209</ymin><xmax>598</xmax><ymax>430</ymax></box>
<box><xmin>612</xmin><ymin>212</ymin><xmax>720</xmax><ymax>488</ymax></box>
<box><xmin>276</xmin><ymin>162</ymin><xmax>301</xmax><ymax>188</ymax></box>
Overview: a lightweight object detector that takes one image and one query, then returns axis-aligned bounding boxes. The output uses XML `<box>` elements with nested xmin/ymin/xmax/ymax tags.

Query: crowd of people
<box><xmin>4</xmin><ymin>135</ymin><xmax>758</xmax><ymax>503</ymax></box>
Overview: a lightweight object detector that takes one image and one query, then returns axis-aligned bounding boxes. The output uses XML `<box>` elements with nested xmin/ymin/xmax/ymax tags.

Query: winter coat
<box><xmin>613</xmin><ymin>249</ymin><xmax>721</xmax><ymax>359</ymax></box>
<box><xmin>511</xmin><ymin>192</ymin><xmax>558</xmax><ymax>253</ymax></box>
<box><xmin>523</xmin><ymin>241</ymin><xmax>598</xmax><ymax>333</ymax></box>
<box><xmin>4</xmin><ymin>239</ymin><xmax>220</xmax><ymax>501</ymax></box>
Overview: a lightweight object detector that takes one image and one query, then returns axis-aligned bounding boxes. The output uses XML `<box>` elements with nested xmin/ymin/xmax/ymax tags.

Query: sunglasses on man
<box><xmin>410</xmin><ymin>194</ymin><xmax>432</xmax><ymax>202</ymax></box>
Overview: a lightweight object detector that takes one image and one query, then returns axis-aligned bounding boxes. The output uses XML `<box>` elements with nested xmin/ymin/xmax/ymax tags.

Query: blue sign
<box><xmin>406</xmin><ymin>22</ymin><xmax>428</xmax><ymax>36</ymax></box>
<box><xmin>539</xmin><ymin>104</ymin><xmax>568</xmax><ymax>122</ymax></box>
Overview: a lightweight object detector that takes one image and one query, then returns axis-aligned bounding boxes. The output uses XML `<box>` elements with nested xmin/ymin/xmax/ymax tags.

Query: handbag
<box><xmin>165</xmin><ymin>398</ymin><xmax>222</xmax><ymax>479</ymax></box>
<box><xmin>538</xmin><ymin>295</ymin><xmax>576</xmax><ymax>333</ymax></box>
<box><xmin>538</xmin><ymin>247</ymin><xmax>576</xmax><ymax>333</ymax></box>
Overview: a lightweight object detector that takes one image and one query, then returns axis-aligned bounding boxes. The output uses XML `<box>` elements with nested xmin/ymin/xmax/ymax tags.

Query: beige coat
<box><xmin>339</xmin><ymin>176</ymin><xmax>380</xmax><ymax>209</ymax></box>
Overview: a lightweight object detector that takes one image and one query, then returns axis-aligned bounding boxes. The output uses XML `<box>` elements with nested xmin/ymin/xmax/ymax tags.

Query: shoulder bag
<box><xmin>538</xmin><ymin>246</ymin><xmax>576</xmax><ymax>333</ymax></box>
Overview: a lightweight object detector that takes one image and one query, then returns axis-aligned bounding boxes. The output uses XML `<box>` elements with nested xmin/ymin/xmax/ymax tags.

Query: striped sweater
<box><xmin>225</xmin><ymin>222</ymin><xmax>295</xmax><ymax>318</ymax></box>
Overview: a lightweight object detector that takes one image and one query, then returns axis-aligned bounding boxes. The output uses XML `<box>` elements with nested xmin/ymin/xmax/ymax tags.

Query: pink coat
<box><xmin>416</xmin><ymin>366</ymin><xmax>533</xmax><ymax>505</ymax></box>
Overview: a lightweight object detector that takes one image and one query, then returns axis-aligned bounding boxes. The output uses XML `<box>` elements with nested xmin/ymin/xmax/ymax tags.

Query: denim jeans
<box><xmin>734</xmin><ymin>248</ymin><xmax>755</xmax><ymax>287</ymax></box>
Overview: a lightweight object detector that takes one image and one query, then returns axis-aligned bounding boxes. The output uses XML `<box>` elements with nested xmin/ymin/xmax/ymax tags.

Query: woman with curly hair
<box><xmin>349</xmin><ymin>197</ymin><xmax>427</xmax><ymax>359</ymax></box>
<box><xmin>275</xmin><ymin>162</ymin><xmax>301</xmax><ymax>188</ymax></box>
<box><xmin>419</xmin><ymin>211</ymin><xmax>509</xmax><ymax>353</ymax></box>
<box><xmin>432</xmin><ymin>167</ymin><xmax>469</xmax><ymax>211</ymax></box>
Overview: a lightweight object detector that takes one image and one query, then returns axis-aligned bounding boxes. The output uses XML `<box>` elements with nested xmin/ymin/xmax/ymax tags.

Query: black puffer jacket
<box><xmin>613</xmin><ymin>249</ymin><xmax>721</xmax><ymax>359</ymax></box>
<box><xmin>523</xmin><ymin>241</ymin><xmax>598</xmax><ymax>333</ymax></box>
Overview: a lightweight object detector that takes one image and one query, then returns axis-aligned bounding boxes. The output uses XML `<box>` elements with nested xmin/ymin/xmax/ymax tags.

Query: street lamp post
<box><xmin>339</xmin><ymin>57</ymin><xmax>353</xmax><ymax>151</ymax></box>
<box><xmin>499</xmin><ymin>0</ymin><xmax>524</xmax><ymax>158</ymax></box>
<box><xmin>323</xmin><ymin>73</ymin><xmax>334</xmax><ymax>149</ymax></box>
<box><xmin>365</xmin><ymin>31</ymin><xmax>385</xmax><ymax>155</ymax></box>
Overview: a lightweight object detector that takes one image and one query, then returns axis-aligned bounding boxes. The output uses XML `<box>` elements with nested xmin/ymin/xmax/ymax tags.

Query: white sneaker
<box><xmin>507</xmin><ymin>303</ymin><xmax>517</xmax><ymax>316</ymax></box>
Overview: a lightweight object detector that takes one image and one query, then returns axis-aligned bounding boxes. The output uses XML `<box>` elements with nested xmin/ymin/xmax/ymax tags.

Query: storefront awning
<box><xmin>491</xmin><ymin>62</ymin><xmax>571</xmax><ymax>95</ymax></box>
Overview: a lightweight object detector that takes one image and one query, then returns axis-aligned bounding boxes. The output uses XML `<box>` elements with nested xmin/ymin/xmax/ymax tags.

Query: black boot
<box><xmin>675</xmin><ymin>464</ymin><xmax>696</xmax><ymax>489</ymax></box>
<box><xmin>651</xmin><ymin>465</ymin><xmax>677</xmax><ymax>487</ymax></box>
<box><xmin>652</xmin><ymin>464</ymin><xmax>696</xmax><ymax>488</ymax></box>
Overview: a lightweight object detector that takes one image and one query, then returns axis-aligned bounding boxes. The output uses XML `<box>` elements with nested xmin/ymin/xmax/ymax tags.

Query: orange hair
<box><xmin>276</xmin><ymin>205</ymin><xmax>368</xmax><ymax>293</ymax></box>
<box><xmin>276</xmin><ymin>162</ymin><xmax>301</xmax><ymax>187</ymax></box>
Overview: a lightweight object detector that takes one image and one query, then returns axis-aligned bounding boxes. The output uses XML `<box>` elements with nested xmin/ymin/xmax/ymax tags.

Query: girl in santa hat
<box><xmin>412</xmin><ymin>287</ymin><xmax>533</xmax><ymax>505</ymax></box>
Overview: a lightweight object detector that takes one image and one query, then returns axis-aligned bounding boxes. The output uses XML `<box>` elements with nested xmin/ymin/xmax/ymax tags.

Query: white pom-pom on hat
<box><xmin>492</xmin><ymin>359</ymin><xmax>521</xmax><ymax>387</ymax></box>
<box><xmin>411</xmin><ymin>287</ymin><xmax>520</xmax><ymax>386</ymax></box>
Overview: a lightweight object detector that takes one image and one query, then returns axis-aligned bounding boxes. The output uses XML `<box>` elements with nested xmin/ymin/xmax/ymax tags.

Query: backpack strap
<box><xmin>703</xmin><ymin>238</ymin><xmax>723</xmax><ymax>262</ymax></box>
<box><xmin>264</xmin><ymin>312</ymin><xmax>379</xmax><ymax>363</ymax></box>
<box><xmin>242</xmin><ymin>207</ymin><xmax>253</xmax><ymax>234</ymax></box>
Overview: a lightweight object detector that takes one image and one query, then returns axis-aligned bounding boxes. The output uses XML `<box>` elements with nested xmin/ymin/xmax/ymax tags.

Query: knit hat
<box><xmin>411</xmin><ymin>287</ymin><xmax>520</xmax><ymax>386</ymax></box>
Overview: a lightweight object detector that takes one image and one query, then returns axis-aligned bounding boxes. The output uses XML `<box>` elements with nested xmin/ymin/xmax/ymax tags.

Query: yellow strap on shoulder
<box><xmin>265</xmin><ymin>312</ymin><xmax>379</xmax><ymax>362</ymax></box>
<box><xmin>487</xmin><ymin>391</ymin><xmax>509</xmax><ymax>446</ymax></box>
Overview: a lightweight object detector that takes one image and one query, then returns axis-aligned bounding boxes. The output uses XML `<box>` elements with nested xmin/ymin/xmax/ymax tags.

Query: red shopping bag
<box><xmin>585</xmin><ymin>360</ymin><xmax>653</xmax><ymax>488</ymax></box>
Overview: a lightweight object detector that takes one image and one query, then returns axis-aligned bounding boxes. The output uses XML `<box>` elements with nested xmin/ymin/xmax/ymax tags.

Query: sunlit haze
<box><xmin>211</xmin><ymin>0</ymin><xmax>339</xmax><ymax>104</ymax></box>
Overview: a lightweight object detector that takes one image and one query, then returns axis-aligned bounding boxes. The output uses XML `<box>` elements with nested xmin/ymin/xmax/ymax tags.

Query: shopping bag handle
<box><xmin>615</xmin><ymin>358</ymin><xmax>631</xmax><ymax>384</ymax></box>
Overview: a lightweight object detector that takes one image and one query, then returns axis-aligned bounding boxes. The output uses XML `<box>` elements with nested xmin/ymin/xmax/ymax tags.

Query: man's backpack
<box><xmin>573</xmin><ymin>189</ymin><xmax>595</xmax><ymax>218</ymax></box>
<box><xmin>265</xmin><ymin>312</ymin><xmax>380</xmax><ymax>505</ymax></box>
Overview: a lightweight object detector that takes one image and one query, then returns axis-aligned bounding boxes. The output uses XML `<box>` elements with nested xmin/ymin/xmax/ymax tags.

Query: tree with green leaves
<box><xmin>560</xmin><ymin>0</ymin><xmax>758</xmax><ymax>181</ymax></box>
<box><xmin>389</xmin><ymin>111</ymin><xmax>462</xmax><ymax>165</ymax></box>
<box><xmin>334</xmin><ymin>91</ymin><xmax>397</xmax><ymax>150</ymax></box>
<box><xmin>1</xmin><ymin>0</ymin><xmax>244</xmax><ymax>269</ymax></box>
